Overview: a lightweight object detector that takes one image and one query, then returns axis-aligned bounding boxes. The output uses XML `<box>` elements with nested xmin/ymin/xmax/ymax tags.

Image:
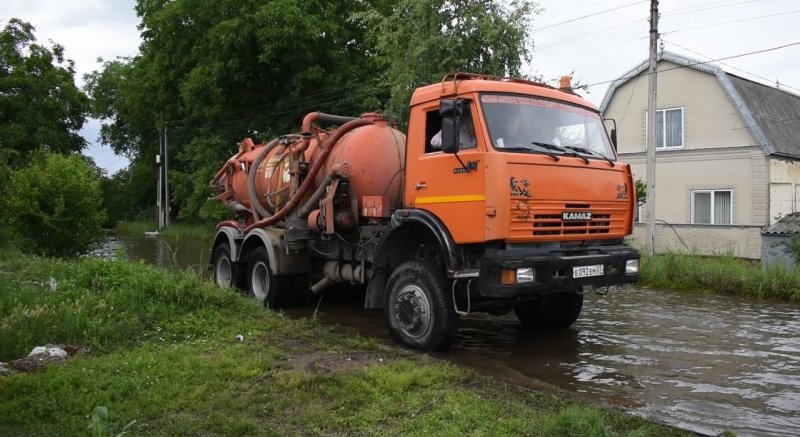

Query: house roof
<box><xmin>600</xmin><ymin>51</ymin><xmax>800</xmax><ymax>158</ymax></box>
<box><xmin>764</xmin><ymin>212</ymin><xmax>800</xmax><ymax>234</ymax></box>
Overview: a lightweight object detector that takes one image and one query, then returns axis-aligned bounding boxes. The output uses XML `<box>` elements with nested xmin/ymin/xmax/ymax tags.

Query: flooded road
<box><xmin>295</xmin><ymin>288</ymin><xmax>800</xmax><ymax>436</ymax></box>
<box><xmin>102</xmin><ymin>233</ymin><xmax>800</xmax><ymax>436</ymax></box>
<box><xmin>90</xmin><ymin>233</ymin><xmax>212</xmax><ymax>275</ymax></box>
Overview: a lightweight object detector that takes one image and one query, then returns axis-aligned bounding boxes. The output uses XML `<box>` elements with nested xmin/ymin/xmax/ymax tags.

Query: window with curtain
<box><xmin>646</xmin><ymin>107</ymin><xmax>684</xmax><ymax>149</ymax></box>
<box><xmin>692</xmin><ymin>190</ymin><xmax>732</xmax><ymax>224</ymax></box>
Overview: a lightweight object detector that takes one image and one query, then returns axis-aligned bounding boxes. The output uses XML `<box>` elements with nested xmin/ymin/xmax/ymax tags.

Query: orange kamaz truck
<box><xmin>209</xmin><ymin>73</ymin><xmax>640</xmax><ymax>351</ymax></box>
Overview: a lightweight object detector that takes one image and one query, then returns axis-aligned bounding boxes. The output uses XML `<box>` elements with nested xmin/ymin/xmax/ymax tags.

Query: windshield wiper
<box><xmin>563</xmin><ymin>145</ymin><xmax>615</xmax><ymax>167</ymax></box>
<box><xmin>531</xmin><ymin>142</ymin><xmax>589</xmax><ymax>164</ymax></box>
<box><xmin>501</xmin><ymin>145</ymin><xmax>560</xmax><ymax>161</ymax></box>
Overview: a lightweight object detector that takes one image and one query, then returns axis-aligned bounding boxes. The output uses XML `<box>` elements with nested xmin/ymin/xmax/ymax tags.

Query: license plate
<box><xmin>573</xmin><ymin>264</ymin><xmax>604</xmax><ymax>278</ymax></box>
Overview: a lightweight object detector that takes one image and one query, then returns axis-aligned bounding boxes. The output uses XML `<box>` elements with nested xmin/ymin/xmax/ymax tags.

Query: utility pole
<box><xmin>164</xmin><ymin>124</ymin><xmax>170</xmax><ymax>227</ymax></box>
<box><xmin>157</xmin><ymin>126</ymin><xmax>164</xmax><ymax>229</ymax></box>
<box><xmin>645</xmin><ymin>0</ymin><xmax>659</xmax><ymax>255</ymax></box>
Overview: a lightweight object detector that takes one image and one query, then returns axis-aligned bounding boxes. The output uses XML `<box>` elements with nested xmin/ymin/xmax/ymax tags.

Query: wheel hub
<box><xmin>394</xmin><ymin>284</ymin><xmax>431</xmax><ymax>338</ymax></box>
<box><xmin>251</xmin><ymin>262</ymin><xmax>269</xmax><ymax>301</ymax></box>
<box><xmin>215</xmin><ymin>256</ymin><xmax>232</xmax><ymax>288</ymax></box>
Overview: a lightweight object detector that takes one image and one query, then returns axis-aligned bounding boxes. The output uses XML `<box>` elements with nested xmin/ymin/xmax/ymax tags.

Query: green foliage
<box><xmin>640</xmin><ymin>252</ymin><xmax>800</xmax><ymax>301</ymax></box>
<box><xmin>0</xmin><ymin>250</ymin><xmax>688</xmax><ymax>436</ymax></box>
<box><xmin>4</xmin><ymin>151</ymin><xmax>106</xmax><ymax>257</ymax></box>
<box><xmin>86</xmin><ymin>0</ymin><xmax>539</xmax><ymax>220</ymax></box>
<box><xmin>361</xmin><ymin>0</ymin><xmax>538</xmax><ymax>122</ymax></box>
<box><xmin>635</xmin><ymin>178</ymin><xmax>646</xmax><ymax>204</ymax></box>
<box><xmin>780</xmin><ymin>235</ymin><xmax>800</xmax><ymax>264</ymax></box>
<box><xmin>0</xmin><ymin>19</ymin><xmax>89</xmax><ymax>167</ymax></box>
<box><xmin>0</xmin><ymin>249</ymin><xmax>252</xmax><ymax>360</ymax></box>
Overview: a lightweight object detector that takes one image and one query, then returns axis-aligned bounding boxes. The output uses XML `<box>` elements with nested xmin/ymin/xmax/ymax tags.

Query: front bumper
<box><xmin>478</xmin><ymin>244</ymin><xmax>640</xmax><ymax>298</ymax></box>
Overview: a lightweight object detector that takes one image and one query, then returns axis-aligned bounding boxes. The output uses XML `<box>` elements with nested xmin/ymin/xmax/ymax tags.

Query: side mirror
<box><xmin>610</xmin><ymin>128</ymin><xmax>618</xmax><ymax>151</ymax></box>
<box><xmin>440</xmin><ymin>99</ymin><xmax>469</xmax><ymax>154</ymax></box>
<box><xmin>441</xmin><ymin>117</ymin><xmax>458</xmax><ymax>154</ymax></box>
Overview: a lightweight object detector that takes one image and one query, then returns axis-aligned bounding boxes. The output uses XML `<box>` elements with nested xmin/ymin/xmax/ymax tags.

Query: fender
<box><xmin>365</xmin><ymin>209</ymin><xmax>464</xmax><ymax>308</ymax></box>
<box><xmin>212</xmin><ymin>226</ymin><xmax>243</xmax><ymax>263</ymax></box>
<box><xmin>386</xmin><ymin>209</ymin><xmax>463</xmax><ymax>275</ymax></box>
<box><xmin>240</xmin><ymin>228</ymin><xmax>310</xmax><ymax>276</ymax></box>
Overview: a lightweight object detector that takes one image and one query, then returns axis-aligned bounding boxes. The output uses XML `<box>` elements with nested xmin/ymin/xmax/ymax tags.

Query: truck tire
<box><xmin>384</xmin><ymin>261</ymin><xmax>458</xmax><ymax>351</ymax></box>
<box><xmin>212</xmin><ymin>241</ymin><xmax>243</xmax><ymax>290</ymax></box>
<box><xmin>514</xmin><ymin>289</ymin><xmax>583</xmax><ymax>330</ymax></box>
<box><xmin>246</xmin><ymin>247</ymin><xmax>291</xmax><ymax>309</ymax></box>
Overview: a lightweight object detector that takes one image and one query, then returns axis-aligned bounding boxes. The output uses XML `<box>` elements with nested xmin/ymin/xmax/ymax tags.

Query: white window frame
<box><xmin>691</xmin><ymin>189</ymin><xmax>733</xmax><ymax>225</ymax></box>
<box><xmin>645</xmin><ymin>107</ymin><xmax>684</xmax><ymax>149</ymax></box>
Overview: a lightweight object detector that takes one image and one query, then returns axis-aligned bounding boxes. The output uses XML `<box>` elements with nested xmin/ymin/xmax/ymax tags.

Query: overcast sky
<box><xmin>4</xmin><ymin>0</ymin><xmax>799</xmax><ymax>174</ymax></box>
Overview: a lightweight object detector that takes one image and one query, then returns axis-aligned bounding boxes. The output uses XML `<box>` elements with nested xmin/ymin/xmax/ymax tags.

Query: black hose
<box><xmin>313</xmin><ymin>112</ymin><xmax>358</xmax><ymax>127</ymax></box>
<box><xmin>298</xmin><ymin>172</ymin><xmax>337</xmax><ymax>218</ymax></box>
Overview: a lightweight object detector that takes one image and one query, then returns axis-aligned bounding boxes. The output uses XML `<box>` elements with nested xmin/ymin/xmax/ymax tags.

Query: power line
<box><xmin>662</xmin><ymin>9</ymin><xmax>800</xmax><ymax>35</ymax></box>
<box><xmin>587</xmin><ymin>41</ymin><xmax>800</xmax><ymax>88</ymax></box>
<box><xmin>535</xmin><ymin>36</ymin><xmax>648</xmax><ymax>67</ymax></box>
<box><xmin>534</xmin><ymin>0</ymin><xmax>648</xmax><ymax>32</ymax></box>
<box><xmin>534</xmin><ymin>17</ymin><xmax>644</xmax><ymax>51</ymax></box>
<box><xmin>663</xmin><ymin>0</ymin><xmax>768</xmax><ymax>17</ymax></box>
<box><xmin>663</xmin><ymin>39</ymin><xmax>800</xmax><ymax>94</ymax></box>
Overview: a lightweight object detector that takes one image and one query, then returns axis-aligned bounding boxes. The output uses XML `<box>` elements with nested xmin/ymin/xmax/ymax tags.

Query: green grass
<box><xmin>116</xmin><ymin>220</ymin><xmax>214</xmax><ymax>239</ymax></box>
<box><xmin>0</xmin><ymin>250</ymin><xmax>690</xmax><ymax>436</ymax></box>
<box><xmin>641</xmin><ymin>252</ymin><xmax>800</xmax><ymax>301</ymax></box>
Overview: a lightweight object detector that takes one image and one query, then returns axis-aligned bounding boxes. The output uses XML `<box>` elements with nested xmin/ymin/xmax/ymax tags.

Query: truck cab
<box><xmin>368</xmin><ymin>74</ymin><xmax>640</xmax><ymax>349</ymax></box>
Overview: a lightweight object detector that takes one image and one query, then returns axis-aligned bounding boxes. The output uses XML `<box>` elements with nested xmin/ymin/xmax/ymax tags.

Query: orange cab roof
<box><xmin>410</xmin><ymin>73</ymin><xmax>598</xmax><ymax>111</ymax></box>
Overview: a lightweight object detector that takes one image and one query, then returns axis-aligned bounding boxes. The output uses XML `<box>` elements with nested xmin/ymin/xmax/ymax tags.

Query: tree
<box><xmin>4</xmin><ymin>151</ymin><xmax>106</xmax><ymax>257</ymax></box>
<box><xmin>86</xmin><ymin>0</ymin><xmax>538</xmax><ymax>221</ymax></box>
<box><xmin>0</xmin><ymin>19</ymin><xmax>89</xmax><ymax>167</ymax></box>
<box><xmin>360</xmin><ymin>0</ymin><xmax>538</xmax><ymax>122</ymax></box>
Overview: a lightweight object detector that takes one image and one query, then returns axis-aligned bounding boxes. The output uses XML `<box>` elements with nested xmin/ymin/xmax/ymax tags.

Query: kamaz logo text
<box><xmin>562</xmin><ymin>211</ymin><xmax>592</xmax><ymax>221</ymax></box>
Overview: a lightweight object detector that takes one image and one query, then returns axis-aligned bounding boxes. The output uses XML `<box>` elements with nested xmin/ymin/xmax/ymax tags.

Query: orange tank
<box><xmin>211</xmin><ymin>113</ymin><xmax>406</xmax><ymax>223</ymax></box>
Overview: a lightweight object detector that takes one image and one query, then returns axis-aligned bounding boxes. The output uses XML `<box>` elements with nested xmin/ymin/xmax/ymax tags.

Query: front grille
<box><xmin>510</xmin><ymin>201</ymin><xmax>626</xmax><ymax>241</ymax></box>
<box><xmin>532</xmin><ymin>213</ymin><xmax>611</xmax><ymax>236</ymax></box>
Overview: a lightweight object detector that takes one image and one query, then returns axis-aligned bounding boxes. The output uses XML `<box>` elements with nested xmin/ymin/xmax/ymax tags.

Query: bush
<box><xmin>4</xmin><ymin>152</ymin><xmax>106</xmax><ymax>257</ymax></box>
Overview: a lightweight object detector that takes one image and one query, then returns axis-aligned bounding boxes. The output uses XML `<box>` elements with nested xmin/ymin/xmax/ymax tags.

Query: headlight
<box><xmin>516</xmin><ymin>267</ymin><xmax>535</xmax><ymax>283</ymax></box>
<box><xmin>501</xmin><ymin>267</ymin><xmax>536</xmax><ymax>284</ymax></box>
<box><xmin>625</xmin><ymin>259</ymin><xmax>640</xmax><ymax>274</ymax></box>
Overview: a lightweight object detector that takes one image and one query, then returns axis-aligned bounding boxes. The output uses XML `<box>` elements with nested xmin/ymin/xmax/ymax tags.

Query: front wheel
<box><xmin>514</xmin><ymin>289</ymin><xmax>584</xmax><ymax>330</ymax></box>
<box><xmin>384</xmin><ymin>261</ymin><xmax>458</xmax><ymax>351</ymax></box>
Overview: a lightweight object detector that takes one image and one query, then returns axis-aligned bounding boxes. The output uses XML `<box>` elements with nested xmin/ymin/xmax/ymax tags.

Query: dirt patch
<box><xmin>5</xmin><ymin>344</ymin><xmax>88</xmax><ymax>374</ymax></box>
<box><xmin>287</xmin><ymin>350</ymin><xmax>389</xmax><ymax>375</ymax></box>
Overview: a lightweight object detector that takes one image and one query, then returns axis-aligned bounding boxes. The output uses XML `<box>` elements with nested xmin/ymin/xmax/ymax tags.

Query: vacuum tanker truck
<box><xmin>208</xmin><ymin>73</ymin><xmax>640</xmax><ymax>351</ymax></box>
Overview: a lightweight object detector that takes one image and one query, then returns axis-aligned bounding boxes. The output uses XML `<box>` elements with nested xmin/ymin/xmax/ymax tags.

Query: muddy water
<box><xmin>90</xmin><ymin>233</ymin><xmax>212</xmax><ymax>274</ymax></box>
<box><xmin>99</xmin><ymin>234</ymin><xmax>800</xmax><ymax>436</ymax></box>
<box><xmin>294</xmin><ymin>288</ymin><xmax>800</xmax><ymax>437</ymax></box>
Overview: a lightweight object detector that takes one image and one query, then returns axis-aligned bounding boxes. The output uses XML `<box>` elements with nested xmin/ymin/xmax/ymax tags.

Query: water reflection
<box><xmin>89</xmin><ymin>233</ymin><xmax>211</xmax><ymax>275</ymax></box>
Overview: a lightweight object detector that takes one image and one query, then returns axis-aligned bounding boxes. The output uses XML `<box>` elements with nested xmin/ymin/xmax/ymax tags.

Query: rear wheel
<box><xmin>515</xmin><ymin>289</ymin><xmax>584</xmax><ymax>330</ymax></box>
<box><xmin>384</xmin><ymin>261</ymin><xmax>458</xmax><ymax>351</ymax></box>
<box><xmin>247</xmin><ymin>247</ymin><xmax>291</xmax><ymax>309</ymax></box>
<box><xmin>212</xmin><ymin>241</ymin><xmax>243</xmax><ymax>290</ymax></box>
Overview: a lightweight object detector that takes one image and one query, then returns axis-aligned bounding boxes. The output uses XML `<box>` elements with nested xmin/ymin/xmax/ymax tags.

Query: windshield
<box><xmin>481</xmin><ymin>94</ymin><xmax>616</xmax><ymax>160</ymax></box>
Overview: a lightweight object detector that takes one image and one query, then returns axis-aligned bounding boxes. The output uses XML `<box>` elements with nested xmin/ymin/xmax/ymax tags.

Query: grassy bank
<box><xmin>0</xmin><ymin>251</ymin><xmax>689</xmax><ymax>436</ymax></box>
<box><xmin>116</xmin><ymin>220</ymin><xmax>214</xmax><ymax>239</ymax></box>
<box><xmin>640</xmin><ymin>252</ymin><xmax>800</xmax><ymax>301</ymax></box>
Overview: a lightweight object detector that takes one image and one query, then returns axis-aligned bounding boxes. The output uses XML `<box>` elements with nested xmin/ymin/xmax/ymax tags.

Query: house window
<box><xmin>692</xmin><ymin>190</ymin><xmax>732</xmax><ymax>224</ymax></box>
<box><xmin>646</xmin><ymin>107</ymin><xmax>684</xmax><ymax>149</ymax></box>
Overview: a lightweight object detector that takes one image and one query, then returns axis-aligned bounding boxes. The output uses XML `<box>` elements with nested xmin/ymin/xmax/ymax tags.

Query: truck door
<box><xmin>405</xmin><ymin>100</ymin><xmax>487</xmax><ymax>243</ymax></box>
